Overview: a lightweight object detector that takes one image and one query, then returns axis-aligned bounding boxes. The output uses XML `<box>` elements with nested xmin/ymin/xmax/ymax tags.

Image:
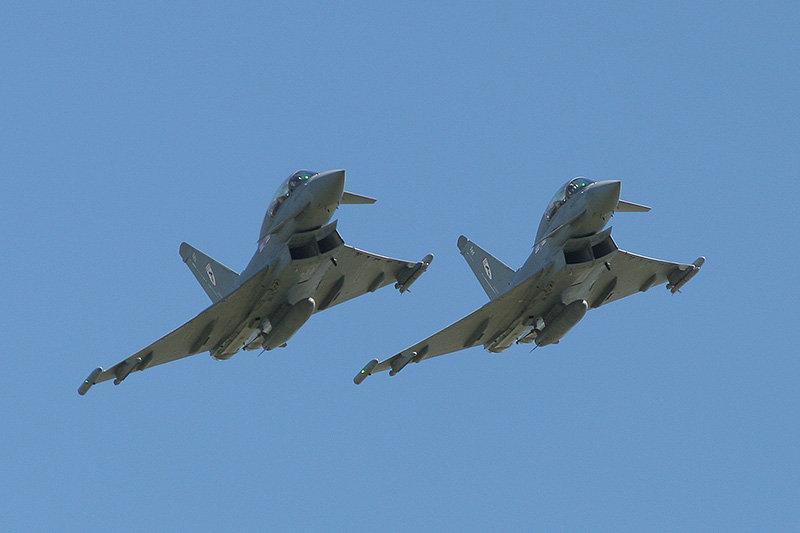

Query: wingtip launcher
<box><xmin>78</xmin><ymin>367</ymin><xmax>104</xmax><ymax>396</ymax></box>
<box><xmin>395</xmin><ymin>254</ymin><xmax>434</xmax><ymax>293</ymax></box>
<box><xmin>354</xmin><ymin>358</ymin><xmax>379</xmax><ymax>385</ymax></box>
<box><xmin>667</xmin><ymin>256</ymin><xmax>705</xmax><ymax>294</ymax></box>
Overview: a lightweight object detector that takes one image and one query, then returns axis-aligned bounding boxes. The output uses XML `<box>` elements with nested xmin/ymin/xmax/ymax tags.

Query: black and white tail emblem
<box><xmin>205</xmin><ymin>263</ymin><xmax>217</xmax><ymax>286</ymax></box>
<box><xmin>482</xmin><ymin>257</ymin><xmax>492</xmax><ymax>280</ymax></box>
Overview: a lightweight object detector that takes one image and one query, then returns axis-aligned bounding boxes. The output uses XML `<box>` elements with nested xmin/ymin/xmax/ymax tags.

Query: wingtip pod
<box><xmin>668</xmin><ymin>256</ymin><xmax>705</xmax><ymax>294</ymax></box>
<box><xmin>78</xmin><ymin>367</ymin><xmax>104</xmax><ymax>396</ymax></box>
<box><xmin>395</xmin><ymin>253</ymin><xmax>434</xmax><ymax>293</ymax></box>
<box><xmin>354</xmin><ymin>358</ymin><xmax>379</xmax><ymax>384</ymax></box>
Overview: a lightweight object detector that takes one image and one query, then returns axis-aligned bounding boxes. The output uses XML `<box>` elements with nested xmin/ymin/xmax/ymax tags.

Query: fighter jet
<box><xmin>79</xmin><ymin>169</ymin><xmax>433</xmax><ymax>395</ymax></box>
<box><xmin>354</xmin><ymin>177</ymin><xmax>703</xmax><ymax>384</ymax></box>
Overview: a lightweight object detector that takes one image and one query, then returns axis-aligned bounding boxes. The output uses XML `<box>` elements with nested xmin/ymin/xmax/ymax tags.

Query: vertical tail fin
<box><xmin>179</xmin><ymin>242</ymin><xmax>240</xmax><ymax>303</ymax></box>
<box><xmin>456</xmin><ymin>236</ymin><xmax>516</xmax><ymax>300</ymax></box>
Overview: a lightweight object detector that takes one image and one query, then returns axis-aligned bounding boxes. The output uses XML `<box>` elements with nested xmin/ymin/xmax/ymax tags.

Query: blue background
<box><xmin>2</xmin><ymin>2</ymin><xmax>798</xmax><ymax>530</ymax></box>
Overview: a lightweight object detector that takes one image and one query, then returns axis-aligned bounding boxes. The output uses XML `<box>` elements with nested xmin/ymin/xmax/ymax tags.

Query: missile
<box><xmin>667</xmin><ymin>256</ymin><xmax>705</xmax><ymax>294</ymax></box>
<box><xmin>395</xmin><ymin>254</ymin><xmax>434</xmax><ymax>293</ymax></box>
<box><xmin>486</xmin><ymin>322</ymin><xmax>534</xmax><ymax>353</ymax></box>
<box><xmin>261</xmin><ymin>298</ymin><xmax>316</xmax><ymax>350</ymax></box>
<box><xmin>354</xmin><ymin>358</ymin><xmax>379</xmax><ymax>384</ymax></box>
<box><xmin>535</xmin><ymin>300</ymin><xmax>588</xmax><ymax>347</ymax></box>
<box><xmin>389</xmin><ymin>351</ymin><xmax>416</xmax><ymax>376</ymax></box>
<box><xmin>113</xmin><ymin>357</ymin><xmax>139</xmax><ymax>385</ymax></box>
<box><xmin>243</xmin><ymin>318</ymin><xmax>273</xmax><ymax>351</ymax></box>
<box><xmin>78</xmin><ymin>367</ymin><xmax>104</xmax><ymax>396</ymax></box>
<box><xmin>113</xmin><ymin>357</ymin><xmax>143</xmax><ymax>385</ymax></box>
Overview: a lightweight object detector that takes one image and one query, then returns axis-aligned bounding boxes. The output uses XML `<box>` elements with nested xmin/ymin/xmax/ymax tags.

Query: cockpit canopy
<box><xmin>544</xmin><ymin>177</ymin><xmax>595</xmax><ymax>221</ymax></box>
<box><xmin>268</xmin><ymin>170</ymin><xmax>318</xmax><ymax>219</ymax></box>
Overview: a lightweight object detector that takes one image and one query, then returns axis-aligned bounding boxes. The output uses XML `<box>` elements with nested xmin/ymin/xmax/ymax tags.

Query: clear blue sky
<box><xmin>2</xmin><ymin>2</ymin><xmax>798</xmax><ymax>530</ymax></box>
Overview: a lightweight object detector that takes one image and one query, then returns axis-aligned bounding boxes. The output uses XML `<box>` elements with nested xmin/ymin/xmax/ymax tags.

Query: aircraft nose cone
<box><xmin>310</xmin><ymin>169</ymin><xmax>346</xmax><ymax>206</ymax></box>
<box><xmin>591</xmin><ymin>180</ymin><xmax>621</xmax><ymax>214</ymax></box>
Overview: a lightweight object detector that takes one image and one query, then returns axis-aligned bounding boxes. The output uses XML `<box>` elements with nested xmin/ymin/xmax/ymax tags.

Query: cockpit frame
<box><xmin>544</xmin><ymin>177</ymin><xmax>595</xmax><ymax>221</ymax></box>
<box><xmin>267</xmin><ymin>170</ymin><xmax>318</xmax><ymax>219</ymax></box>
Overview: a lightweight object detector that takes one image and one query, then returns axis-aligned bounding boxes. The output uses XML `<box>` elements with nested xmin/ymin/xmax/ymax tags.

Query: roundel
<box><xmin>205</xmin><ymin>263</ymin><xmax>217</xmax><ymax>286</ymax></box>
<box><xmin>482</xmin><ymin>257</ymin><xmax>492</xmax><ymax>280</ymax></box>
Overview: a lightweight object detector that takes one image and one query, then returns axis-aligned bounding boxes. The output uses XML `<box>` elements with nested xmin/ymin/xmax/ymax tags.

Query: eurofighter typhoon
<box><xmin>79</xmin><ymin>170</ymin><xmax>432</xmax><ymax>395</ymax></box>
<box><xmin>354</xmin><ymin>178</ymin><xmax>703</xmax><ymax>383</ymax></box>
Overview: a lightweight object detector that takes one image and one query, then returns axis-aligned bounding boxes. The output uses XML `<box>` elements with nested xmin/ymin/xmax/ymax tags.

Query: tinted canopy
<box><xmin>268</xmin><ymin>170</ymin><xmax>318</xmax><ymax>218</ymax></box>
<box><xmin>544</xmin><ymin>177</ymin><xmax>595</xmax><ymax>221</ymax></box>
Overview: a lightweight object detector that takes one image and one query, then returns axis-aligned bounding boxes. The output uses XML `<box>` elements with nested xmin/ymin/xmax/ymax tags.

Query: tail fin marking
<box><xmin>179</xmin><ymin>242</ymin><xmax>240</xmax><ymax>303</ymax></box>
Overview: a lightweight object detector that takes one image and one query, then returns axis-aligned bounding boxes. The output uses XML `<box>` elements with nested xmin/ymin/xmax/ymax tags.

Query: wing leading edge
<box><xmin>354</xmin><ymin>247</ymin><xmax>704</xmax><ymax>384</ymax></box>
<box><xmin>313</xmin><ymin>245</ymin><xmax>433</xmax><ymax>312</ymax></box>
<box><xmin>79</xmin><ymin>245</ymin><xmax>434</xmax><ymax>395</ymax></box>
<box><xmin>354</xmin><ymin>268</ymin><xmax>549</xmax><ymax>384</ymax></box>
<box><xmin>78</xmin><ymin>264</ymin><xmax>276</xmax><ymax>395</ymax></box>
<box><xmin>587</xmin><ymin>250</ymin><xmax>705</xmax><ymax>310</ymax></box>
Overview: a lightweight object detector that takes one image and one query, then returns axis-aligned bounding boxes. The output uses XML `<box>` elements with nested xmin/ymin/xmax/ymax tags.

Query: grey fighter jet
<box><xmin>79</xmin><ymin>169</ymin><xmax>433</xmax><ymax>395</ymax></box>
<box><xmin>354</xmin><ymin>177</ymin><xmax>703</xmax><ymax>384</ymax></box>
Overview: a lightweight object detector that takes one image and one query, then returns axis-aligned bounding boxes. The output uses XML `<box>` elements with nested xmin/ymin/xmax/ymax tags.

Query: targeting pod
<box><xmin>354</xmin><ymin>358</ymin><xmax>379</xmax><ymax>385</ymax></box>
<box><xmin>395</xmin><ymin>254</ymin><xmax>434</xmax><ymax>293</ymax></box>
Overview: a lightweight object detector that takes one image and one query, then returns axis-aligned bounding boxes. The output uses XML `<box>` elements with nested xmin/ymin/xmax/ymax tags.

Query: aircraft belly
<box><xmin>211</xmin><ymin>264</ymin><xmax>287</xmax><ymax>358</ymax></box>
<box><xmin>214</xmin><ymin>238</ymin><xmax>345</xmax><ymax>356</ymax></box>
<box><xmin>562</xmin><ymin>262</ymin><xmax>605</xmax><ymax>303</ymax></box>
<box><xmin>287</xmin><ymin>255</ymin><xmax>335</xmax><ymax>305</ymax></box>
